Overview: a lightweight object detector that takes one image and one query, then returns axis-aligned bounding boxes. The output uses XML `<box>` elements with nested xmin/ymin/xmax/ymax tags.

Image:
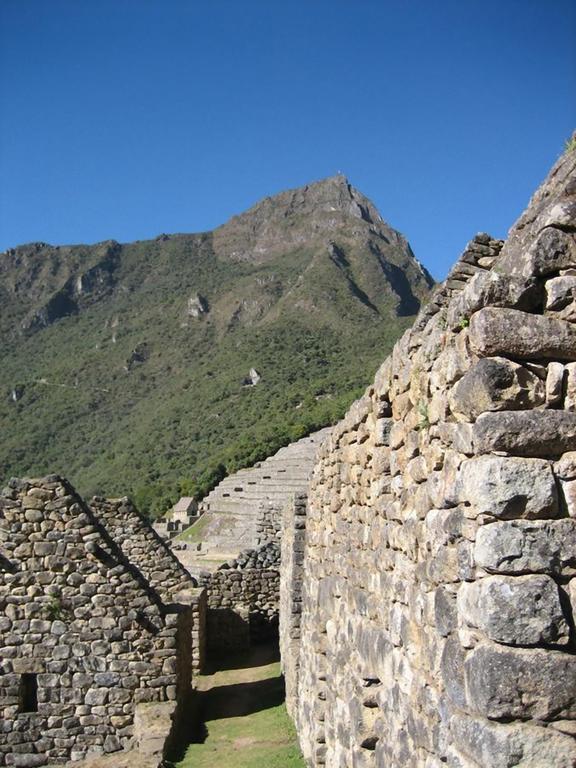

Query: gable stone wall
<box><xmin>288</xmin><ymin>148</ymin><xmax>576</xmax><ymax>767</ymax></box>
<box><xmin>0</xmin><ymin>476</ymin><xmax>195</xmax><ymax>766</ymax></box>
<box><xmin>89</xmin><ymin>497</ymin><xmax>197</xmax><ymax>604</ymax></box>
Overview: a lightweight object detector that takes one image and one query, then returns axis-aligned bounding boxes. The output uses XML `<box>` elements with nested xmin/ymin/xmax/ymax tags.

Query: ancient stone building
<box><xmin>153</xmin><ymin>497</ymin><xmax>198</xmax><ymax>541</ymax></box>
<box><xmin>0</xmin><ymin>476</ymin><xmax>202</xmax><ymax>766</ymax></box>
<box><xmin>282</xmin><ymin>149</ymin><xmax>576</xmax><ymax>766</ymax></box>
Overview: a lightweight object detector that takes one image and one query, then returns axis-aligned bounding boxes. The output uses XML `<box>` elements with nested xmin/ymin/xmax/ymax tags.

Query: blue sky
<box><xmin>0</xmin><ymin>1</ymin><xmax>574</xmax><ymax>279</ymax></box>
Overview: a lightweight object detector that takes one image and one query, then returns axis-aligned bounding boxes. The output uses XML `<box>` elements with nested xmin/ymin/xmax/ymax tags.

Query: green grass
<box><xmin>174</xmin><ymin>701</ymin><xmax>305</xmax><ymax>768</ymax></box>
<box><xmin>172</xmin><ymin>656</ymin><xmax>305</xmax><ymax>768</ymax></box>
<box><xmin>176</xmin><ymin>514</ymin><xmax>211</xmax><ymax>542</ymax></box>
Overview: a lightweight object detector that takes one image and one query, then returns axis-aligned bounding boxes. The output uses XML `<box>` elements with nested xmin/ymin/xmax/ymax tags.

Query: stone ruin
<box><xmin>280</xmin><ymin>148</ymin><xmax>576</xmax><ymax>766</ymax></box>
<box><xmin>173</xmin><ymin>429</ymin><xmax>331</xmax><ymax>654</ymax></box>
<box><xmin>177</xmin><ymin>427</ymin><xmax>331</xmax><ymax>575</ymax></box>
<box><xmin>0</xmin><ymin>477</ymin><xmax>204</xmax><ymax>766</ymax></box>
<box><xmin>2</xmin><ymin>147</ymin><xmax>576</xmax><ymax>768</ymax></box>
<box><xmin>152</xmin><ymin>497</ymin><xmax>198</xmax><ymax>541</ymax></box>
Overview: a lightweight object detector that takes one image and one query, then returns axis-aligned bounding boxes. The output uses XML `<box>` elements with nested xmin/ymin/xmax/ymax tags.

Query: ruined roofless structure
<box><xmin>0</xmin><ymin>477</ymin><xmax>204</xmax><ymax>765</ymax></box>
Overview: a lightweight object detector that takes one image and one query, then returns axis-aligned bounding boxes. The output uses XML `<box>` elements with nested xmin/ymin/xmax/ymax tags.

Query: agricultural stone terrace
<box><xmin>176</xmin><ymin>428</ymin><xmax>331</xmax><ymax>575</ymax></box>
<box><xmin>174</xmin><ymin>430</ymin><xmax>331</xmax><ymax>654</ymax></box>
<box><xmin>284</xmin><ymin>148</ymin><xmax>576</xmax><ymax>765</ymax></box>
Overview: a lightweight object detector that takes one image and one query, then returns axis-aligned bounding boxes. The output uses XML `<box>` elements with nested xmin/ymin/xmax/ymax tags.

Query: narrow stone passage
<box><xmin>171</xmin><ymin>644</ymin><xmax>304</xmax><ymax>768</ymax></box>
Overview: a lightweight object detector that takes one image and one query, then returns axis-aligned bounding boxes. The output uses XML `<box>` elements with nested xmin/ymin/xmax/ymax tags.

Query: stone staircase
<box><xmin>175</xmin><ymin>428</ymin><xmax>331</xmax><ymax>575</ymax></box>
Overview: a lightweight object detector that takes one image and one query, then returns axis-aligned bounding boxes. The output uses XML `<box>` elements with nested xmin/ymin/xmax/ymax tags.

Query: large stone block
<box><xmin>446</xmin><ymin>272</ymin><xmax>541</xmax><ymax>332</ymax></box>
<box><xmin>457</xmin><ymin>456</ymin><xmax>557</xmax><ymax>519</ymax></box>
<box><xmin>499</xmin><ymin>227</ymin><xmax>576</xmax><ymax>278</ymax></box>
<box><xmin>457</xmin><ymin>574</ymin><xmax>569</xmax><ymax>645</ymax></box>
<box><xmin>441</xmin><ymin>636</ymin><xmax>467</xmax><ymax>710</ymax></box>
<box><xmin>546</xmin><ymin>361</ymin><xmax>565</xmax><ymax>405</ymax></box>
<box><xmin>473</xmin><ymin>410</ymin><xmax>576</xmax><ymax>456</ymax></box>
<box><xmin>541</xmin><ymin>201</ymin><xmax>576</xmax><ymax>230</ymax></box>
<box><xmin>449</xmin><ymin>357</ymin><xmax>544</xmax><ymax>421</ymax></box>
<box><xmin>475</xmin><ymin>519</ymin><xmax>576</xmax><ymax>576</ymax></box>
<box><xmin>469</xmin><ymin>307</ymin><xmax>576</xmax><ymax>360</ymax></box>
<box><xmin>464</xmin><ymin>643</ymin><xmax>576</xmax><ymax>720</ymax></box>
<box><xmin>450</xmin><ymin>713</ymin><xmax>576</xmax><ymax>768</ymax></box>
<box><xmin>546</xmin><ymin>275</ymin><xmax>576</xmax><ymax>322</ymax></box>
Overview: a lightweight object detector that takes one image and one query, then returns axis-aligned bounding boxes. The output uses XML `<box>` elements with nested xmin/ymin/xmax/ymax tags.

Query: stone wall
<box><xmin>289</xmin><ymin>149</ymin><xmax>576</xmax><ymax>766</ymax></box>
<box><xmin>0</xmin><ymin>476</ymin><xmax>196</xmax><ymax>765</ymax></box>
<box><xmin>89</xmin><ymin>497</ymin><xmax>197</xmax><ymax>602</ymax></box>
<box><xmin>189</xmin><ymin>589</ymin><xmax>206</xmax><ymax>677</ymax></box>
<box><xmin>256</xmin><ymin>501</ymin><xmax>283</xmax><ymax>545</ymax></box>
<box><xmin>89</xmin><ymin>497</ymin><xmax>207</xmax><ymax>676</ymax></box>
<box><xmin>191</xmin><ymin>499</ymin><xmax>286</xmax><ymax>653</ymax></box>
<box><xmin>199</xmin><ymin>568</ymin><xmax>280</xmax><ymax>652</ymax></box>
<box><xmin>279</xmin><ymin>492</ymin><xmax>307</xmax><ymax>720</ymax></box>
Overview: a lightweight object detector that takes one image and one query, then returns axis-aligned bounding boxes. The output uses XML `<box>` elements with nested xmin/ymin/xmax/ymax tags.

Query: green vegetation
<box><xmin>417</xmin><ymin>400</ymin><xmax>430</xmax><ymax>431</ymax></box>
<box><xmin>565</xmin><ymin>133</ymin><xmax>576</xmax><ymax>153</ymax></box>
<box><xmin>177</xmin><ymin>513</ymin><xmax>212</xmax><ymax>542</ymax></box>
<box><xmin>44</xmin><ymin>596</ymin><xmax>69</xmax><ymax>621</ymax></box>
<box><xmin>172</xmin><ymin>654</ymin><xmax>304</xmax><ymax>768</ymax></box>
<box><xmin>0</xmin><ymin>181</ymin><xmax>432</xmax><ymax>515</ymax></box>
<box><xmin>175</xmin><ymin>699</ymin><xmax>304</xmax><ymax>768</ymax></box>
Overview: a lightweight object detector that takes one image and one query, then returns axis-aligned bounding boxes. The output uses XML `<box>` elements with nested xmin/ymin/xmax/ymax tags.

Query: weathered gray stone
<box><xmin>555</xmin><ymin>451</ymin><xmax>576</xmax><ymax>480</ymax></box>
<box><xmin>465</xmin><ymin>643</ymin><xmax>576</xmax><ymax>719</ymax></box>
<box><xmin>504</xmin><ymin>227</ymin><xmax>576</xmax><ymax>279</ymax></box>
<box><xmin>449</xmin><ymin>358</ymin><xmax>544</xmax><ymax>420</ymax></box>
<box><xmin>559</xmin><ymin>479</ymin><xmax>576</xmax><ymax>518</ymax></box>
<box><xmin>434</xmin><ymin>587</ymin><xmax>457</xmax><ymax>637</ymax></box>
<box><xmin>441</xmin><ymin>635</ymin><xmax>467</xmax><ymax>709</ymax></box>
<box><xmin>374</xmin><ymin>418</ymin><xmax>393</xmax><ymax>447</ymax></box>
<box><xmin>447</xmin><ymin>272</ymin><xmax>541</xmax><ymax>332</ymax></box>
<box><xmin>546</xmin><ymin>362</ymin><xmax>565</xmax><ymax>405</ymax></box>
<box><xmin>7</xmin><ymin>756</ymin><xmax>48</xmax><ymax>768</ymax></box>
<box><xmin>457</xmin><ymin>456</ymin><xmax>557</xmax><ymax>519</ymax></box>
<box><xmin>546</xmin><ymin>275</ymin><xmax>576</xmax><ymax>316</ymax></box>
<box><xmin>469</xmin><ymin>307</ymin><xmax>576</xmax><ymax>360</ymax></box>
<box><xmin>457</xmin><ymin>574</ymin><xmax>569</xmax><ymax>645</ymax></box>
<box><xmin>475</xmin><ymin>519</ymin><xmax>576</xmax><ymax>575</ymax></box>
<box><xmin>565</xmin><ymin>362</ymin><xmax>576</xmax><ymax>411</ymax></box>
<box><xmin>450</xmin><ymin>713</ymin><xmax>576</xmax><ymax>768</ymax></box>
<box><xmin>473</xmin><ymin>410</ymin><xmax>576</xmax><ymax>456</ymax></box>
<box><xmin>541</xmin><ymin>201</ymin><xmax>576</xmax><ymax>230</ymax></box>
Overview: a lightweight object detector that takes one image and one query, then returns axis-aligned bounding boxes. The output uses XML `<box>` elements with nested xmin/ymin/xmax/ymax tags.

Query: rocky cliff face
<box><xmin>0</xmin><ymin>177</ymin><xmax>432</xmax><ymax>512</ymax></box>
<box><xmin>283</xmin><ymin>147</ymin><xmax>576</xmax><ymax>767</ymax></box>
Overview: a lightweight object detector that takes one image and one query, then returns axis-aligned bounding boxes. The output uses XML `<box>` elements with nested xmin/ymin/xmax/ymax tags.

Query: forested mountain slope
<box><xmin>0</xmin><ymin>175</ymin><xmax>433</xmax><ymax>514</ymax></box>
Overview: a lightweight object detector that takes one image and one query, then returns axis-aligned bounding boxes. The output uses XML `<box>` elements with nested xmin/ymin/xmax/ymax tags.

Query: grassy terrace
<box><xmin>176</xmin><ymin>513</ymin><xmax>211</xmax><ymax>542</ymax></box>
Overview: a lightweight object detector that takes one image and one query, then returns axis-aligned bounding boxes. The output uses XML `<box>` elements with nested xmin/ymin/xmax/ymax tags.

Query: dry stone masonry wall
<box><xmin>89</xmin><ymin>497</ymin><xmax>197</xmax><ymax>603</ymax></box>
<box><xmin>89</xmin><ymin>497</ymin><xmax>207</xmax><ymax>675</ymax></box>
<box><xmin>288</xmin><ymin>149</ymin><xmax>576</xmax><ymax>767</ymax></box>
<box><xmin>198</xmin><ymin>568</ymin><xmax>280</xmax><ymax>651</ymax></box>
<box><xmin>0</xmin><ymin>476</ymin><xmax>199</xmax><ymax>766</ymax></box>
<box><xmin>279</xmin><ymin>492</ymin><xmax>308</xmax><ymax>720</ymax></box>
<box><xmin>176</xmin><ymin>428</ymin><xmax>331</xmax><ymax>576</ymax></box>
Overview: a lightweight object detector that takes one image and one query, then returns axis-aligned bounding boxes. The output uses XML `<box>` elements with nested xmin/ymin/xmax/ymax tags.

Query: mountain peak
<box><xmin>300</xmin><ymin>174</ymin><xmax>382</xmax><ymax>224</ymax></box>
<box><xmin>213</xmin><ymin>175</ymin><xmax>388</xmax><ymax>262</ymax></box>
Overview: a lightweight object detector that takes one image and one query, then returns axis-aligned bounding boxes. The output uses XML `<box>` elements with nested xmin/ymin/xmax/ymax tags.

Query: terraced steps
<box><xmin>175</xmin><ymin>428</ymin><xmax>331</xmax><ymax>576</ymax></box>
